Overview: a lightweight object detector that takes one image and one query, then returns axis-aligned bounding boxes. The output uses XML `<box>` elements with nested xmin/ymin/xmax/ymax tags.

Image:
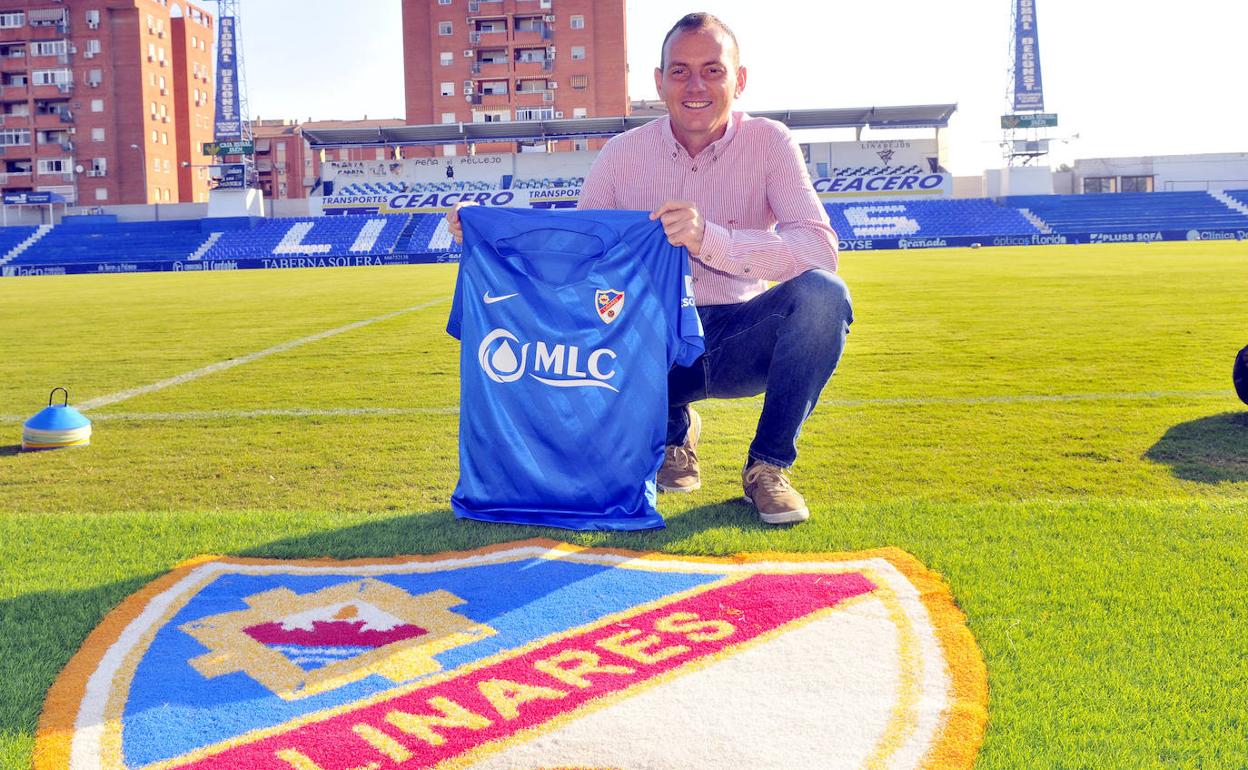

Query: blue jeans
<box><xmin>666</xmin><ymin>269</ymin><xmax>853</xmax><ymax>468</ymax></box>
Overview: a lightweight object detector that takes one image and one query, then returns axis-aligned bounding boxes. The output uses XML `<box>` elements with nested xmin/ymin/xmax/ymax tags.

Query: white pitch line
<box><xmin>0</xmin><ymin>389</ymin><xmax>1231</xmax><ymax>424</ymax></box>
<box><xmin>71</xmin><ymin>298</ymin><xmax>448</xmax><ymax>412</ymax></box>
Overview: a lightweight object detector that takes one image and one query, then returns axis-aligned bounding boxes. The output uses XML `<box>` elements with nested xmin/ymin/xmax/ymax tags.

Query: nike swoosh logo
<box><xmin>483</xmin><ymin>292</ymin><xmax>518</xmax><ymax>304</ymax></box>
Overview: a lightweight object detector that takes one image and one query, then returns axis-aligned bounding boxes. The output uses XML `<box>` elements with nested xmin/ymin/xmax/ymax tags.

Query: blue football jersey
<box><xmin>447</xmin><ymin>207</ymin><xmax>704</xmax><ymax>530</ymax></box>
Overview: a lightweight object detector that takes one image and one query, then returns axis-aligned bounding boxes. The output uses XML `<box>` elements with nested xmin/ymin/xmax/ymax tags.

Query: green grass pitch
<box><xmin>1</xmin><ymin>240</ymin><xmax>1246</xmax><ymax>768</ymax></box>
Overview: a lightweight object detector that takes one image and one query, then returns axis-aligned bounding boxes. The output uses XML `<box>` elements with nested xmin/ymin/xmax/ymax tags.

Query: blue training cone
<box><xmin>22</xmin><ymin>388</ymin><xmax>91</xmax><ymax>451</ymax></box>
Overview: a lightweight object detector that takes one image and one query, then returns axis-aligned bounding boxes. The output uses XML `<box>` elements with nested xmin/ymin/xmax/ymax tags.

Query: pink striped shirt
<box><xmin>578</xmin><ymin>111</ymin><xmax>839</xmax><ymax>306</ymax></box>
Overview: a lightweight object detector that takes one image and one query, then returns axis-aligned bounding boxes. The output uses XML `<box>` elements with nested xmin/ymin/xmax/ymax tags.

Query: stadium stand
<box><xmin>200</xmin><ymin>215</ymin><xmax>411</xmax><ymax>261</ymax></box>
<box><xmin>1005</xmin><ymin>191</ymin><xmax>1248</xmax><ymax>234</ymax></box>
<box><xmin>824</xmin><ymin>199</ymin><xmax>1040</xmax><ymax>239</ymax></box>
<box><xmin>1219</xmin><ymin>189</ymin><xmax>1248</xmax><ymax>209</ymax></box>
<box><xmin>0</xmin><ymin>225</ymin><xmax>41</xmax><ymax>265</ymax></box>
<box><xmin>2</xmin><ymin>190</ymin><xmax>1244</xmax><ymax>277</ymax></box>
<box><xmin>11</xmin><ymin>220</ymin><xmax>209</xmax><ymax>267</ymax></box>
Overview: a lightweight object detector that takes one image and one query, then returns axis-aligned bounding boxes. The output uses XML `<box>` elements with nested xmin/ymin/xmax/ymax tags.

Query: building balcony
<box><xmin>31</xmin><ymin>83</ymin><xmax>71</xmax><ymax>99</ymax></box>
<box><xmin>0</xmin><ymin>171</ymin><xmax>33</xmax><ymax>186</ymax></box>
<box><xmin>511</xmin><ymin>29</ymin><xmax>546</xmax><ymax>46</ymax></box>
<box><xmin>478</xmin><ymin>92</ymin><xmax>511</xmax><ymax>108</ymax></box>
<box><xmin>0</xmin><ymin>54</ymin><xmax>27</xmax><ymax>71</ymax></box>
<box><xmin>512</xmin><ymin>59</ymin><xmax>551</xmax><ymax>77</ymax></box>
<box><xmin>472</xmin><ymin>60</ymin><xmax>509</xmax><ymax>77</ymax></box>
<box><xmin>0</xmin><ymin>84</ymin><xmax>29</xmax><ymax>100</ymax></box>
<box><xmin>468</xmin><ymin>28</ymin><xmax>508</xmax><ymax>45</ymax></box>
<box><xmin>513</xmin><ymin>90</ymin><xmax>550</xmax><ymax>107</ymax></box>
<box><xmin>32</xmin><ymin>111</ymin><xmax>70</xmax><ymax>129</ymax></box>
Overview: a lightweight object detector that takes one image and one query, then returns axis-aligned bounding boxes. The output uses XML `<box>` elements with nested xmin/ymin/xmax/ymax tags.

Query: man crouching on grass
<box><xmin>449</xmin><ymin>12</ymin><xmax>851</xmax><ymax>525</ymax></box>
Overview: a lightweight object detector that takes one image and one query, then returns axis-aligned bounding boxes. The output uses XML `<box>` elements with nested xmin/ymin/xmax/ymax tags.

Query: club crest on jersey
<box><xmin>37</xmin><ymin>540</ymin><xmax>987</xmax><ymax>770</ymax></box>
<box><xmin>594</xmin><ymin>289</ymin><xmax>625</xmax><ymax>324</ymax></box>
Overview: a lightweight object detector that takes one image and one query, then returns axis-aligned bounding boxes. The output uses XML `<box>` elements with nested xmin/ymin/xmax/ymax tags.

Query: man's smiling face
<box><xmin>655</xmin><ymin>26</ymin><xmax>747</xmax><ymax>156</ymax></box>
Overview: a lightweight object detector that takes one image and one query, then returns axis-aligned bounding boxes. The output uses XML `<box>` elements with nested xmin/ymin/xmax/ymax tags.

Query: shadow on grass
<box><xmin>0</xmin><ymin>444</ymin><xmax>23</xmax><ymax>457</ymax></box>
<box><xmin>1</xmin><ymin>498</ymin><xmax>763</xmax><ymax>753</ymax></box>
<box><xmin>1144</xmin><ymin>411</ymin><xmax>1248</xmax><ymax>482</ymax></box>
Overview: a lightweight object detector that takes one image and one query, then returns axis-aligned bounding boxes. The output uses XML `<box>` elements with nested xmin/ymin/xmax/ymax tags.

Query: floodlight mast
<box><xmin>1001</xmin><ymin>0</ymin><xmax>1052</xmax><ymax>167</ymax></box>
<box><xmin>210</xmin><ymin>0</ymin><xmax>254</xmax><ymax>186</ymax></box>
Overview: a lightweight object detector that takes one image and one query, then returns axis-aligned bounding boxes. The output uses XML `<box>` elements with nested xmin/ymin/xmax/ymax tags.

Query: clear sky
<box><xmin>239</xmin><ymin>0</ymin><xmax>1247</xmax><ymax>176</ymax></box>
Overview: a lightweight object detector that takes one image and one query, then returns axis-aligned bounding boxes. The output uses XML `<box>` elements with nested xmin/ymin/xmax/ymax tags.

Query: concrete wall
<box><xmin>983</xmin><ymin>165</ymin><xmax>1053</xmax><ymax>198</ymax></box>
<box><xmin>1073</xmin><ymin>152</ymin><xmax>1248</xmax><ymax>192</ymax></box>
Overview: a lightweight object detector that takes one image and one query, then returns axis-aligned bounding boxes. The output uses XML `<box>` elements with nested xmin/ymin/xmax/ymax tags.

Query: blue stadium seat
<box><xmin>8</xmin><ymin>220</ymin><xmax>211</xmax><ymax>267</ymax></box>
<box><xmin>1005</xmin><ymin>191</ymin><xmax>1248</xmax><ymax>234</ymax></box>
<box><xmin>824</xmin><ymin>198</ymin><xmax>1040</xmax><ymax>239</ymax></box>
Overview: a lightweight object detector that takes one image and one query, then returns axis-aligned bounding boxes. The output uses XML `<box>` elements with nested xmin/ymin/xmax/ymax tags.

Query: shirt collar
<box><xmin>662</xmin><ymin>111</ymin><xmax>744</xmax><ymax>162</ymax></box>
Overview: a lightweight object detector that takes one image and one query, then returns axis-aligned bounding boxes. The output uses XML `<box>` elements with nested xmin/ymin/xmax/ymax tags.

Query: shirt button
<box><xmin>744</xmin><ymin>268</ymin><xmax>751</xmax><ymax>273</ymax></box>
<box><xmin>692</xmin><ymin>165</ymin><xmax>698</xmax><ymax>172</ymax></box>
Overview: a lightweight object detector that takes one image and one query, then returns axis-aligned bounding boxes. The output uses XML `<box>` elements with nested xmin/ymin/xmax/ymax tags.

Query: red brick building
<box><xmin>0</xmin><ymin>0</ymin><xmax>215</xmax><ymax>206</ymax></box>
<box><xmin>251</xmin><ymin>118</ymin><xmax>407</xmax><ymax>200</ymax></box>
<box><xmin>401</xmin><ymin>0</ymin><xmax>627</xmax><ymax>155</ymax></box>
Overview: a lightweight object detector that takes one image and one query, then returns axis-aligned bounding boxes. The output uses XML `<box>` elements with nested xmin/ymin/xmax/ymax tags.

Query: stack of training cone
<box><xmin>22</xmin><ymin>388</ymin><xmax>91</xmax><ymax>451</ymax></box>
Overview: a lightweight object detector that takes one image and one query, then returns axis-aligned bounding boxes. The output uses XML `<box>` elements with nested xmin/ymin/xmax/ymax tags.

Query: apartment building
<box><xmin>0</xmin><ymin>0</ymin><xmax>215</xmax><ymax>206</ymax></box>
<box><xmin>401</xmin><ymin>0</ymin><xmax>627</xmax><ymax>155</ymax></box>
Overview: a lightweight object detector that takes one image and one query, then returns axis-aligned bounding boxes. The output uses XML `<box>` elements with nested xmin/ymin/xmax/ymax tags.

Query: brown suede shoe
<box><xmin>742</xmin><ymin>460</ymin><xmax>810</xmax><ymax>524</ymax></box>
<box><xmin>657</xmin><ymin>407</ymin><xmax>701</xmax><ymax>492</ymax></box>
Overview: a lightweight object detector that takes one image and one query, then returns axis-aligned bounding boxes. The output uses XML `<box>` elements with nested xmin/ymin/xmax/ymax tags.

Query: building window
<box><xmin>87</xmin><ymin>68</ymin><xmax>103</xmax><ymax>86</ymax></box>
<box><xmin>573</xmin><ymin>138</ymin><xmax>588</xmax><ymax>151</ymax></box>
<box><xmin>1083</xmin><ymin>176</ymin><xmax>1115</xmax><ymax>194</ymax></box>
<box><xmin>570</xmin><ymin>74</ymin><xmax>588</xmax><ymax>89</ymax></box>
<box><xmin>573</xmin><ymin>107</ymin><xmax>587</xmax><ymax>118</ymax></box>
<box><xmin>1120</xmin><ymin>175</ymin><xmax>1153</xmax><ymax>193</ymax></box>
<box><xmin>439</xmin><ymin>21</ymin><xmax>453</xmax><ymax>35</ymax></box>
<box><xmin>439</xmin><ymin>0</ymin><xmax>452</xmax><ymax>4</ymax></box>
<box><xmin>85</xmin><ymin>10</ymin><xmax>101</xmax><ymax>27</ymax></box>
<box><xmin>481</xmin><ymin>80</ymin><xmax>508</xmax><ymax>95</ymax></box>
<box><xmin>571</xmin><ymin>46</ymin><xmax>586</xmax><ymax>61</ymax></box>
<box><xmin>440</xmin><ymin>81</ymin><xmax>455</xmax><ymax>96</ymax></box>
<box><xmin>94</xmin><ymin>187</ymin><xmax>108</xmax><ymax>201</ymax></box>
<box><xmin>153</xmin><ymin>158</ymin><xmax>161</xmax><ymax>173</ymax></box>
<box><xmin>570</xmin><ymin>15</ymin><xmax>584</xmax><ymax>29</ymax></box>
<box><xmin>91</xmin><ymin>127</ymin><xmax>105</xmax><ymax>141</ymax></box>
<box><xmin>440</xmin><ymin>51</ymin><xmax>453</xmax><ymax>66</ymax></box>
<box><xmin>161</xmin><ymin>131</ymin><xmax>168</xmax><ymax>144</ymax></box>
<box><xmin>86</xmin><ymin>39</ymin><xmax>101</xmax><ymax>56</ymax></box>
<box><xmin>516</xmin><ymin>108</ymin><xmax>554</xmax><ymax>121</ymax></box>
<box><xmin>151</xmin><ymin>129</ymin><xmax>158</xmax><ymax>143</ymax></box>
<box><xmin>442</xmin><ymin>144</ymin><xmax>457</xmax><ymax>156</ymax></box>
<box><xmin>37</xmin><ymin>158</ymin><xmax>68</xmax><ymax>174</ymax></box>
<box><xmin>0</xmin><ymin>13</ymin><xmax>25</xmax><ymax>29</ymax></box>
<box><xmin>31</xmin><ymin>40</ymin><xmax>68</xmax><ymax>57</ymax></box>
<box><xmin>0</xmin><ymin>129</ymin><xmax>31</xmax><ymax>146</ymax></box>
<box><xmin>90</xmin><ymin>99</ymin><xmax>104</xmax><ymax>112</ymax></box>
<box><xmin>32</xmin><ymin>69</ymin><xmax>73</xmax><ymax>86</ymax></box>
<box><xmin>92</xmin><ymin>158</ymin><xmax>110</xmax><ymax>174</ymax></box>
<box><xmin>162</xmin><ymin>189</ymin><xmax>170</xmax><ymax>202</ymax></box>
<box><xmin>441</xmin><ymin>112</ymin><xmax>457</xmax><ymax>124</ymax></box>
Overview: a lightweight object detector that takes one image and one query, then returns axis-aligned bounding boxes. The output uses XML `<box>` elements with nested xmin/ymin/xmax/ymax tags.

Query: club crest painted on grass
<box><xmin>36</xmin><ymin>540</ymin><xmax>987</xmax><ymax>770</ymax></box>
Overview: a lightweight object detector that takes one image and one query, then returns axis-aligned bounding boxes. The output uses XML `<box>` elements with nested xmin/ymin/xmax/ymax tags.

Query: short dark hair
<box><xmin>659</xmin><ymin>12</ymin><xmax>739</xmax><ymax>69</ymax></box>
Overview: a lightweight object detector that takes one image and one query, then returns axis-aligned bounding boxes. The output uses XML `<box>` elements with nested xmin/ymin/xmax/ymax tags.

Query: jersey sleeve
<box><xmin>672</xmin><ymin>248</ymin><xmax>705</xmax><ymax>367</ymax></box>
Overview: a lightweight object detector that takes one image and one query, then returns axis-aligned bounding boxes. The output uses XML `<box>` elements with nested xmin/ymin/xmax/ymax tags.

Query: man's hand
<box><xmin>651</xmin><ymin>200</ymin><xmax>706</xmax><ymax>257</ymax></box>
<box><xmin>446</xmin><ymin>201</ymin><xmax>479</xmax><ymax>245</ymax></box>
